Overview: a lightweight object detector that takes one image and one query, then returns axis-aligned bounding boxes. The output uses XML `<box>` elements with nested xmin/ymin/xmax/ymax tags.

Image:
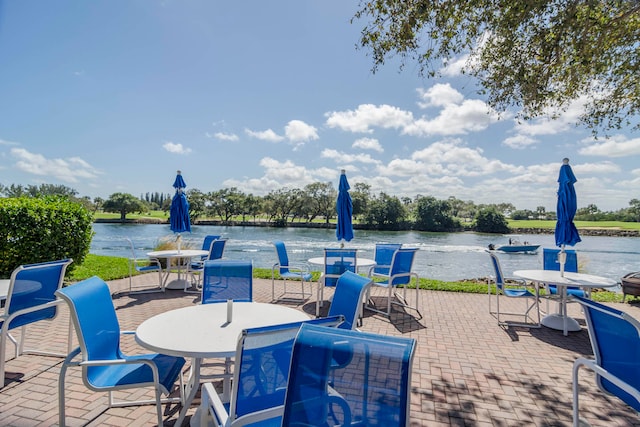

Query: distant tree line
<box><xmin>1</xmin><ymin>182</ymin><xmax>639</xmax><ymax>234</ymax></box>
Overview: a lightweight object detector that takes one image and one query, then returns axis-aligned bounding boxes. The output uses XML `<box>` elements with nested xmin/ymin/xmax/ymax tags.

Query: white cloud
<box><xmin>441</xmin><ymin>55</ymin><xmax>469</xmax><ymax>77</ymax></box>
<box><xmin>0</xmin><ymin>139</ymin><xmax>19</xmax><ymax>146</ymax></box>
<box><xmin>503</xmin><ymin>134</ymin><xmax>538</xmax><ymax>149</ymax></box>
<box><xmin>326</xmin><ymin>96</ymin><xmax>498</xmax><ymax>137</ymax></box>
<box><xmin>417</xmin><ymin>83</ymin><xmax>464</xmax><ymax>108</ymax></box>
<box><xmin>578</xmin><ymin>135</ymin><xmax>640</xmax><ymax>157</ymax></box>
<box><xmin>245</xmin><ymin>128</ymin><xmax>285</xmax><ymax>142</ymax></box>
<box><xmin>352</xmin><ymin>137</ymin><xmax>383</xmax><ymax>153</ymax></box>
<box><xmin>407</xmin><ymin>139</ymin><xmax>519</xmax><ymax>177</ymax></box>
<box><xmin>212</xmin><ymin>132</ymin><xmax>239</xmax><ymax>141</ymax></box>
<box><xmin>284</xmin><ymin>120</ymin><xmax>319</xmax><ymax>144</ymax></box>
<box><xmin>512</xmin><ymin>96</ymin><xmax>589</xmax><ymax>136</ymax></box>
<box><xmin>162</xmin><ymin>141</ymin><xmax>192</xmax><ymax>154</ymax></box>
<box><xmin>320</xmin><ymin>149</ymin><xmax>381</xmax><ymax>165</ymax></box>
<box><xmin>11</xmin><ymin>148</ymin><xmax>101</xmax><ymax>183</ymax></box>
<box><xmin>403</xmin><ymin>99</ymin><xmax>500</xmax><ymax>136</ymax></box>
<box><xmin>325</xmin><ymin>104</ymin><xmax>414</xmax><ymax>133</ymax></box>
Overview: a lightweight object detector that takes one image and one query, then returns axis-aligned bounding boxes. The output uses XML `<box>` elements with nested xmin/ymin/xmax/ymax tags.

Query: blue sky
<box><xmin>1</xmin><ymin>1</ymin><xmax>638</xmax><ymax>212</ymax></box>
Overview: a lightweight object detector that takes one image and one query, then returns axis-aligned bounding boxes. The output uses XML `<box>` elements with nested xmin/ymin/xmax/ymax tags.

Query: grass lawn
<box><xmin>69</xmin><ymin>254</ymin><xmax>625</xmax><ymax>304</ymax></box>
<box><xmin>509</xmin><ymin>219</ymin><xmax>640</xmax><ymax>231</ymax></box>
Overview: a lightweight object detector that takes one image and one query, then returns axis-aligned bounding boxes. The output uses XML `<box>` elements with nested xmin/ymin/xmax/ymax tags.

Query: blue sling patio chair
<box><xmin>487</xmin><ymin>250</ymin><xmax>541</xmax><ymax>328</ymax></box>
<box><xmin>282</xmin><ymin>323</ymin><xmax>416</xmax><ymax>427</ymax></box>
<box><xmin>369</xmin><ymin>242</ymin><xmax>402</xmax><ymax>276</ymax></box>
<box><xmin>56</xmin><ymin>276</ymin><xmax>185</xmax><ymax>427</ymax></box>
<box><xmin>325</xmin><ymin>271</ymin><xmax>372</xmax><ymax>330</ymax></box>
<box><xmin>190</xmin><ymin>238</ymin><xmax>228</xmax><ymax>289</ymax></box>
<box><xmin>198</xmin><ymin>315</ymin><xmax>344</xmax><ymax>427</ymax></box>
<box><xmin>572</xmin><ymin>296</ymin><xmax>640</xmax><ymax>427</ymax></box>
<box><xmin>126</xmin><ymin>237</ymin><xmax>163</xmax><ymax>294</ymax></box>
<box><xmin>542</xmin><ymin>247</ymin><xmax>586</xmax><ymax>295</ymax></box>
<box><xmin>199</xmin><ymin>259</ymin><xmax>253</xmax><ymax>390</ymax></box>
<box><xmin>271</xmin><ymin>240</ymin><xmax>313</xmax><ymax>302</ymax></box>
<box><xmin>201</xmin><ymin>259</ymin><xmax>252</xmax><ymax>304</ymax></box>
<box><xmin>316</xmin><ymin>248</ymin><xmax>357</xmax><ymax>318</ymax></box>
<box><xmin>366</xmin><ymin>247</ymin><xmax>421</xmax><ymax>319</ymax></box>
<box><xmin>0</xmin><ymin>258</ymin><xmax>73</xmax><ymax>388</ymax></box>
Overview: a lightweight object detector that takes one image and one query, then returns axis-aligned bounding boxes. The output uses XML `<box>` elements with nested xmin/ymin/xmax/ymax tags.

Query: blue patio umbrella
<box><xmin>555</xmin><ymin>158</ymin><xmax>581</xmax><ymax>275</ymax></box>
<box><xmin>170</xmin><ymin>170</ymin><xmax>191</xmax><ymax>251</ymax></box>
<box><xmin>336</xmin><ymin>170</ymin><xmax>354</xmax><ymax>247</ymax></box>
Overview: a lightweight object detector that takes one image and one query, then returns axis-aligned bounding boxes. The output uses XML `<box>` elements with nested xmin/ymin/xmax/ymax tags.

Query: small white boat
<box><xmin>496</xmin><ymin>244</ymin><xmax>540</xmax><ymax>254</ymax></box>
<box><xmin>495</xmin><ymin>237</ymin><xmax>540</xmax><ymax>254</ymax></box>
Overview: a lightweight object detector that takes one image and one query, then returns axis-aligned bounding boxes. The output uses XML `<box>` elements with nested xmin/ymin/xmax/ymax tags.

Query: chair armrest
<box><xmin>286</xmin><ymin>263</ymin><xmax>310</xmax><ymax>273</ymax></box>
<box><xmin>200</xmin><ymin>382</ymin><xmax>228</xmax><ymax>427</ymax></box>
<box><xmin>1</xmin><ymin>299</ymin><xmax>63</xmax><ymax>325</ymax></box>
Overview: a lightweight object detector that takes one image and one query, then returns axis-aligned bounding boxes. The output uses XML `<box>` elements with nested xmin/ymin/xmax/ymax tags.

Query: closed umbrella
<box><xmin>555</xmin><ymin>158</ymin><xmax>581</xmax><ymax>276</ymax></box>
<box><xmin>170</xmin><ymin>170</ymin><xmax>191</xmax><ymax>252</ymax></box>
<box><xmin>336</xmin><ymin>170</ymin><xmax>354</xmax><ymax>247</ymax></box>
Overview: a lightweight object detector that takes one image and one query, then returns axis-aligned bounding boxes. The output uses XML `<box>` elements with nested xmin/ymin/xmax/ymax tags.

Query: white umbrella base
<box><xmin>541</xmin><ymin>313</ymin><xmax>581</xmax><ymax>332</ymax></box>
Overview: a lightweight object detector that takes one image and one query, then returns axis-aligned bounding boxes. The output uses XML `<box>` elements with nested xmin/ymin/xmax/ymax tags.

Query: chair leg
<box><xmin>0</xmin><ymin>327</ymin><xmax>7</xmax><ymax>388</ymax></box>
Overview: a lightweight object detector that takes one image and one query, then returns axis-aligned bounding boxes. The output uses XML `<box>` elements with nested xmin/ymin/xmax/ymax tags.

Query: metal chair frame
<box><xmin>487</xmin><ymin>250</ymin><xmax>541</xmax><ymax>328</ymax></box>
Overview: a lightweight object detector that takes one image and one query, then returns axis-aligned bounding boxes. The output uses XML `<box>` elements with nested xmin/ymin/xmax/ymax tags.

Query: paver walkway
<box><xmin>1</xmin><ymin>272</ymin><xmax>640</xmax><ymax>426</ymax></box>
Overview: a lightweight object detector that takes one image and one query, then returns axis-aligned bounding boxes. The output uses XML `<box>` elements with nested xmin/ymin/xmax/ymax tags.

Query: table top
<box><xmin>135</xmin><ymin>302</ymin><xmax>309</xmax><ymax>359</ymax></box>
<box><xmin>0</xmin><ymin>279</ymin><xmax>9</xmax><ymax>301</ymax></box>
<box><xmin>307</xmin><ymin>257</ymin><xmax>376</xmax><ymax>268</ymax></box>
<box><xmin>146</xmin><ymin>249</ymin><xmax>208</xmax><ymax>259</ymax></box>
<box><xmin>513</xmin><ymin>269</ymin><xmax>617</xmax><ymax>288</ymax></box>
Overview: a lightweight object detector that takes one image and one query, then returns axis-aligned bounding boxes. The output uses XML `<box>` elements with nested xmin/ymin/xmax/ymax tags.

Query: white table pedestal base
<box><xmin>541</xmin><ymin>313</ymin><xmax>581</xmax><ymax>332</ymax></box>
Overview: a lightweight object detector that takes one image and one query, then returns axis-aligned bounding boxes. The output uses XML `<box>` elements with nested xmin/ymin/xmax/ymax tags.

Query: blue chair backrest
<box><xmin>5</xmin><ymin>259</ymin><xmax>72</xmax><ymax>329</ymax></box>
<box><xmin>372</xmin><ymin>243</ymin><xmax>402</xmax><ymax>275</ymax></box>
<box><xmin>488</xmin><ymin>251</ymin><xmax>505</xmax><ymax>290</ymax></box>
<box><xmin>201</xmin><ymin>235</ymin><xmax>221</xmax><ymax>259</ymax></box>
<box><xmin>283</xmin><ymin>323</ymin><xmax>416</xmax><ymax>427</ymax></box>
<box><xmin>543</xmin><ymin>248</ymin><xmax>578</xmax><ymax>273</ymax></box>
<box><xmin>56</xmin><ymin>277</ymin><xmax>123</xmax><ymax>376</ymax></box>
<box><xmin>389</xmin><ymin>248</ymin><xmax>418</xmax><ymax>285</ymax></box>
<box><xmin>231</xmin><ymin>316</ymin><xmax>344</xmax><ymax>422</ymax></box>
<box><xmin>202</xmin><ymin>260</ymin><xmax>252</xmax><ymax>304</ymax></box>
<box><xmin>273</xmin><ymin>241</ymin><xmax>291</xmax><ymax>275</ymax></box>
<box><xmin>328</xmin><ymin>271</ymin><xmax>372</xmax><ymax>330</ymax></box>
<box><xmin>323</xmin><ymin>248</ymin><xmax>357</xmax><ymax>287</ymax></box>
<box><xmin>207</xmin><ymin>238</ymin><xmax>227</xmax><ymax>261</ymax></box>
<box><xmin>575</xmin><ymin>296</ymin><xmax>640</xmax><ymax>411</ymax></box>
<box><xmin>202</xmin><ymin>235</ymin><xmax>221</xmax><ymax>251</ymax></box>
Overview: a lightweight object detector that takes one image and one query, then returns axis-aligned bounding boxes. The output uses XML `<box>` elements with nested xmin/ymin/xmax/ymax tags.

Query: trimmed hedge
<box><xmin>0</xmin><ymin>196</ymin><xmax>93</xmax><ymax>277</ymax></box>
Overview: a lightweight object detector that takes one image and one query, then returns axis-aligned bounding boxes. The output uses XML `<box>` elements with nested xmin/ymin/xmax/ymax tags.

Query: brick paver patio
<box><xmin>1</xmin><ymin>272</ymin><xmax>639</xmax><ymax>426</ymax></box>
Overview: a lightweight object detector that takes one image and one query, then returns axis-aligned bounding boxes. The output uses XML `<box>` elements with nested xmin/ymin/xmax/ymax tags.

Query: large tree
<box><xmin>102</xmin><ymin>192</ymin><xmax>146</xmax><ymax>221</ymax></box>
<box><xmin>353</xmin><ymin>1</ymin><xmax>640</xmax><ymax>133</ymax></box>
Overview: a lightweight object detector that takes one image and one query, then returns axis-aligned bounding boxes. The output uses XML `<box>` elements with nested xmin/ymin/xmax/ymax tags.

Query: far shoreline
<box><xmin>93</xmin><ymin>218</ymin><xmax>640</xmax><ymax>238</ymax></box>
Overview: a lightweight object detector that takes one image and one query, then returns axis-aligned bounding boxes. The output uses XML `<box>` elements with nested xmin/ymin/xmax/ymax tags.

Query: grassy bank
<box><xmin>94</xmin><ymin>212</ymin><xmax>640</xmax><ymax>232</ymax></box>
<box><xmin>70</xmin><ymin>254</ymin><xmax>624</xmax><ymax>303</ymax></box>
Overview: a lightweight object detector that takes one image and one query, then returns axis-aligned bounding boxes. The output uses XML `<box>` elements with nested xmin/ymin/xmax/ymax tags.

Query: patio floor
<box><xmin>2</xmin><ymin>272</ymin><xmax>640</xmax><ymax>426</ymax></box>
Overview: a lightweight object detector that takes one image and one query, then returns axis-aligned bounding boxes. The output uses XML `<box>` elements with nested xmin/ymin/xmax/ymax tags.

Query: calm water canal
<box><xmin>90</xmin><ymin>223</ymin><xmax>640</xmax><ymax>283</ymax></box>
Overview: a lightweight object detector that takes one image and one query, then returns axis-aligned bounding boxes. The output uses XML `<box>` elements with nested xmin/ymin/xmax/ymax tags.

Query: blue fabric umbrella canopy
<box><xmin>555</xmin><ymin>158</ymin><xmax>581</xmax><ymax>274</ymax></box>
<box><xmin>336</xmin><ymin>170</ymin><xmax>354</xmax><ymax>245</ymax></box>
<box><xmin>170</xmin><ymin>170</ymin><xmax>191</xmax><ymax>238</ymax></box>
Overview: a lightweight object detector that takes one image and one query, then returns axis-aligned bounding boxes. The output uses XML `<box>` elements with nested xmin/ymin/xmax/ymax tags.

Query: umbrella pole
<box><xmin>558</xmin><ymin>244</ymin><xmax>566</xmax><ymax>277</ymax></box>
<box><xmin>177</xmin><ymin>234</ymin><xmax>182</xmax><ymax>253</ymax></box>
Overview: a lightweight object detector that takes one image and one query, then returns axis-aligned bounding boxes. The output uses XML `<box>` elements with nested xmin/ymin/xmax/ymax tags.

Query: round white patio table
<box><xmin>135</xmin><ymin>301</ymin><xmax>309</xmax><ymax>427</ymax></box>
<box><xmin>0</xmin><ymin>279</ymin><xmax>43</xmax><ymax>302</ymax></box>
<box><xmin>146</xmin><ymin>249</ymin><xmax>208</xmax><ymax>290</ymax></box>
<box><xmin>0</xmin><ymin>279</ymin><xmax>9</xmax><ymax>301</ymax></box>
<box><xmin>513</xmin><ymin>270</ymin><xmax>617</xmax><ymax>336</ymax></box>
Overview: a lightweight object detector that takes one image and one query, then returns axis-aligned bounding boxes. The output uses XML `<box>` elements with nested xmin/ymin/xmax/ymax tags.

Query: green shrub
<box><xmin>0</xmin><ymin>196</ymin><xmax>94</xmax><ymax>277</ymax></box>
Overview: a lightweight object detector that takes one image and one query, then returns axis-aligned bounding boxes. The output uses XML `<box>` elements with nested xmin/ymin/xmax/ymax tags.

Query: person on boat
<box><xmin>488</xmin><ymin>244</ymin><xmax>495</xmax><ymax>250</ymax></box>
